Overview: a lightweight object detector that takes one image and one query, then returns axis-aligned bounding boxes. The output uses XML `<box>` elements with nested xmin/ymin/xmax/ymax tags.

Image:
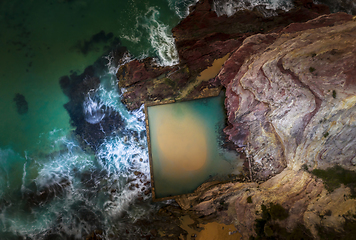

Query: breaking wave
<box><xmin>143</xmin><ymin>7</ymin><xmax>179</xmax><ymax>66</ymax></box>
<box><xmin>83</xmin><ymin>90</ymin><xmax>106</xmax><ymax>124</ymax></box>
<box><xmin>212</xmin><ymin>0</ymin><xmax>294</xmax><ymax>17</ymax></box>
<box><xmin>0</xmin><ymin>52</ymin><xmax>154</xmax><ymax>239</ymax></box>
<box><xmin>167</xmin><ymin>0</ymin><xmax>199</xmax><ymax>18</ymax></box>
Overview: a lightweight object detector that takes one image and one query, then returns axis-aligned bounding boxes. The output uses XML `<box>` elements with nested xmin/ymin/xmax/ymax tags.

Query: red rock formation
<box><xmin>218</xmin><ymin>13</ymin><xmax>355</xmax><ymax>180</ymax></box>
<box><xmin>116</xmin><ymin>1</ymin><xmax>356</xmax><ymax>238</ymax></box>
<box><xmin>117</xmin><ymin>0</ymin><xmax>331</xmax><ymax>110</ymax></box>
<box><xmin>175</xmin><ymin>13</ymin><xmax>356</xmax><ymax>239</ymax></box>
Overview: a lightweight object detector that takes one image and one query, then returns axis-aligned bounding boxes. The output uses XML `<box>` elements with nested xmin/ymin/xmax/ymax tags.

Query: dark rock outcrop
<box><xmin>13</xmin><ymin>93</ymin><xmax>28</xmax><ymax>115</ymax></box>
<box><xmin>116</xmin><ymin>0</ymin><xmax>356</xmax><ymax>239</ymax></box>
<box><xmin>60</xmin><ymin>46</ymin><xmax>128</xmax><ymax>152</ymax></box>
<box><xmin>118</xmin><ymin>0</ymin><xmax>330</xmax><ymax>111</ymax></box>
<box><xmin>23</xmin><ymin>178</ymin><xmax>71</xmax><ymax>208</ymax></box>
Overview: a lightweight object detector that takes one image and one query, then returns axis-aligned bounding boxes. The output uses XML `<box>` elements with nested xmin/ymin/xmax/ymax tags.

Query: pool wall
<box><xmin>145</xmin><ymin>92</ymin><xmax>242</xmax><ymax>201</ymax></box>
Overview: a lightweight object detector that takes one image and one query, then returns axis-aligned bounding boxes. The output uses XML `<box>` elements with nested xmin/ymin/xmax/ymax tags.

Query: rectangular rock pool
<box><xmin>145</xmin><ymin>92</ymin><xmax>242</xmax><ymax>200</ymax></box>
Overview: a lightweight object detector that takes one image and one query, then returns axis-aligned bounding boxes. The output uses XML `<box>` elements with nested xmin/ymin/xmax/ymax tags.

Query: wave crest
<box><xmin>212</xmin><ymin>0</ymin><xmax>294</xmax><ymax>17</ymax></box>
<box><xmin>143</xmin><ymin>7</ymin><xmax>179</xmax><ymax>66</ymax></box>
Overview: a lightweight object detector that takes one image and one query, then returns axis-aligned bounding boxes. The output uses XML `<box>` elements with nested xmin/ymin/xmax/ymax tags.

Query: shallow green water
<box><xmin>0</xmin><ymin>0</ymin><xmax>195</xmax><ymax>238</ymax></box>
<box><xmin>0</xmin><ymin>0</ymin><xmax>181</xmax><ymax>156</ymax></box>
<box><xmin>147</xmin><ymin>93</ymin><xmax>241</xmax><ymax>199</ymax></box>
<box><xmin>0</xmin><ymin>0</ymin><xmax>345</xmax><ymax>238</ymax></box>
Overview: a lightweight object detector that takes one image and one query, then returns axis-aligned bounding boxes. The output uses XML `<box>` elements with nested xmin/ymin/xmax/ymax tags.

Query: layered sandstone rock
<box><xmin>116</xmin><ymin>0</ymin><xmax>356</xmax><ymax>238</ymax></box>
<box><xmin>175</xmin><ymin>13</ymin><xmax>356</xmax><ymax>239</ymax></box>
<box><xmin>220</xmin><ymin>13</ymin><xmax>356</xmax><ymax>179</ymax></box>
<box><xmin>117</xmin><ymin>0</ymin><xmax>330</xmax><ymax>111</ymax></box>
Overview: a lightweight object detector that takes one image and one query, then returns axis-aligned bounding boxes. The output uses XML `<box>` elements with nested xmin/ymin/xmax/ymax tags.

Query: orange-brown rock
<box><xmin>118</xmin><ymin>0</ymin><xmax>331</xmax><ymax>111</ymax></box>
<box><xmin>176</xmin><ymin>12</ymin><xmax>356</xmax><ymax>239</ymax></box>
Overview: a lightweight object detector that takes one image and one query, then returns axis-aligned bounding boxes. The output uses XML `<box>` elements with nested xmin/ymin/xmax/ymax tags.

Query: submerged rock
<box><xmin>23</xmin><ymin>178</ymin><xmax>71</xmax><ymax>208</ymax></box>
<box><xmin>13</xmin><ymin>93</ymin><xmax>28</xmax><ymax>115</ymax></box>
<box><xmin>60</xmin><ymin>46</ymin><xmax>128</xmax><ymax>152</ymax></box>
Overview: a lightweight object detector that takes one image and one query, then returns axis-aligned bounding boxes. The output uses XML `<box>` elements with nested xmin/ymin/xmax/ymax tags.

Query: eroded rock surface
<box><xmin>175</xmin><ymin>13</ymin><xmax>356</xmax><ymax>239</ymax></box>
<box><xmin>116</xmin><ymin>0</ymin><xmax>356</xmax><ymax>238</ymax></box>
<box><xmin>117</xmin><ymin>0</ymin><xmax>330</xmax><ymax>111</ymax></box>
<box><xmin>220</xmin><ymin>13</ymin><xmax>356</xmax><ymax>177</ymax></box>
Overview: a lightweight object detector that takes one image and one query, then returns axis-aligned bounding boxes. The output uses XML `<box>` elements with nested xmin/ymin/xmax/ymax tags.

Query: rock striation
<box><xmin>117</xmin><ymin>0</ymin><xmax>356</xmax><ymax>238</ymax></box>
<box><xmin>175</xmin><ymin>12</ymin><xmax>356</xmax><ymax>239</ymax></box>
<box><xmin>219</xmin><ymin>12</ymin><xmax>356</xmax><ymax>180</ymax></box>
<box><xmin>117</xmin><ymin>0</ymin><xmax>330</xmax><ymax>111</ymax></box>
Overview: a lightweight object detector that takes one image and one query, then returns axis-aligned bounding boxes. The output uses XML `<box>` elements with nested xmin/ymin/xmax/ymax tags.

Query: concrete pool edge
<box><xmin>144</xmin><ymin>91</ymin><xmax>235</xmax><ymax>202</ymax></box>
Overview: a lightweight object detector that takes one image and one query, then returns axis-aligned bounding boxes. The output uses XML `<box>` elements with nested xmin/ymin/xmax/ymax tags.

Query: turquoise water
<box><xmin>0</xmin><ymin>0</ymin><xmax>196</xmax><ymax>238</ymax></box>
<box><xmin>147</xmin><ymin>93</ymin><xmax>241</xmax><ymax>199</ymax></box>
<box><xmin>0</xmin><ymin>0</ymin><xmax>344</xmax><ymax>238</ymax></box>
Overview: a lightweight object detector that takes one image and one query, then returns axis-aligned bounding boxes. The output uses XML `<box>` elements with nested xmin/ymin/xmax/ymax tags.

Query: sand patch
<box><xmin>156</xmin><ymin>106</ymin><xmax>207</xmax><ymax>174</ymax></box>
<box><xmin>178</xmin><ymin>54</ymin><xmax>230</xmax><ymax>98</ymax></box>
<box><xmin>197</xmin><ymin>54</ymin><xmax>230</xmax><ymax>81</ymax></box>
<box><xmin>179</xmin><ymin>215</ymin><xmax>241</xmax><ymax>240</ymax></box>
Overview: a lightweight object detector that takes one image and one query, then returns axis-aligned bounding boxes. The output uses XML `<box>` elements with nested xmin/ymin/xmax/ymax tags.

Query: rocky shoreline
<box><xmin>117</xmin><ymin>0</ymin><xmax>356</xmax><ymax>239</ymax></box>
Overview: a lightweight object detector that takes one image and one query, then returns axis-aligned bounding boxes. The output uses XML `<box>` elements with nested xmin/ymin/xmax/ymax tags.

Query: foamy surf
<box><xmin>167</xmin><ymin>0</ymin><xmax>199</xmax><ymax>18</ymax></box>
<box><xmin>143</xmin><ymin>7</ymin><xmax>179</xmax><ymax>66</ymax></box>
<box><xmin>212</xmin><ymin>0</ymin><xmax>294</xmax><ymax>17</ymax></box>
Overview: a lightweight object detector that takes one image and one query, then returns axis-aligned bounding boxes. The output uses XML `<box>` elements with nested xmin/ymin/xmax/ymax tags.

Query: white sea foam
<box><xmin>119</xmin><ymin>6</ymin><xmax>179</xmax><ymax>66</ymax></box>
<box><xmin>143</xmin><ymin>7</ymin><xmax>179</xmax><ymax>66</ymax></box>
<box><xmin>94</xmin><ymin>62</ymin><xmax>147</xmax><ymax>132</ymax></box>
<box><xmin>105</xmin><ymin>51</ymin><xmax>132</xmax><ymax>76</ymax></box>
<box><xmin>167</xmin><ymin>0</ymin><xmax>199</xmax><ymax>18</ymax></box>
<box><xmin>1</xmin><ymin>34</ymin><xmax>152</xmax><ymax>240</ymax></box>
<box><xmin>83</xmin><ymin>89</ymin><xmax>106</xmax><ymax>124</ymax></box>
<box><xmin>80</xmin><ymin>65</ymin><xmax>151</xmax><ymax>216</ymax></box>
<box><xmin>97</xmin><ymin>133</ymin><xmax>151</xmax><ymax>216</ymax></box>
<box><xmin>212</xmin><ymin>0</ymin><xmax>294</xmax><ymax>17</ymax></box>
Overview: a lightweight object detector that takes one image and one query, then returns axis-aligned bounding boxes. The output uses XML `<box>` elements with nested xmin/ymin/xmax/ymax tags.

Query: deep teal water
<box><xmin>0</xmin><ymin>0</ymin><xmax>347</xmax><ymax>239</ymax></box>
<box><xmin>0</xmin><ymin>0</ymin><xmax>196</xmax><ymax>239</ymax></box>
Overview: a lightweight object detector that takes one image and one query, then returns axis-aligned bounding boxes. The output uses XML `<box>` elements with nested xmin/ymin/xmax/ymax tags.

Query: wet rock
<box><xmin>24</xmin><ymin>178</ymin><xmax>71</xmax><ymax>208</ymax></box>
<box><xmin>13</xmin><ymin>93</ymin><xmax>28</xmax><ymax>115</ymax></box>
<box><xmin>79</xmin><ymin>169</ymin><xmax>108</xmax><ymax>190</ymax></box>
<box><xmin>86</xmin><ymin>229</ymin><xmax>104</xmax><ymax>240</ymax></box>
<box><xmin>118</xmin><ymin>0</ymin><xmax>331</xmax><ymax>110</ymax></box>
<box><xmin>144</xmin><ymin>189</ymin><xmax>151</xmax><ymax>195</ymax></box>
<box><xmin>133</xmin><ymin>171</ymin><xmax>143</xmax><ymax>176</ymax></box>
<box><xmin>71</xmin><ymin>201</ymin><xmax>105</xmax><ymax>232</ymax></box>
<box><xmin>117</xmin><ymin>57</ymin><xmax>174</xmax><ymax>88</ymax></box>
<box><xmin>59</xmin><ymin>45</ymin><xmax>128</xmax><ymax>152</ymax></box>
<box><xmin>150</xmin><ymin>229</ymin><xmax>158</xmax><ymax>237</ymax></box>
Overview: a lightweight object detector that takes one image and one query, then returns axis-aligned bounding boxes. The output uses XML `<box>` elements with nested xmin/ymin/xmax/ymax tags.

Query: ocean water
<box><xmin>0</xmin><ymin>0</ymin><xmax>197</xmax><ymax>238</ymax></box>
<box><xmin>0</xmin><ymin>0</ymin><xmax>348</xmax><ymax>239</ymax></box>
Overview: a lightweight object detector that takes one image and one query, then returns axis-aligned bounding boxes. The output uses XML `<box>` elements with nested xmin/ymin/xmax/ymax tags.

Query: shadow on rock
<box><xmin>59</xmin><ymin>44</ymin><xmax>128</xmax><ymax>152</ymax></box>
